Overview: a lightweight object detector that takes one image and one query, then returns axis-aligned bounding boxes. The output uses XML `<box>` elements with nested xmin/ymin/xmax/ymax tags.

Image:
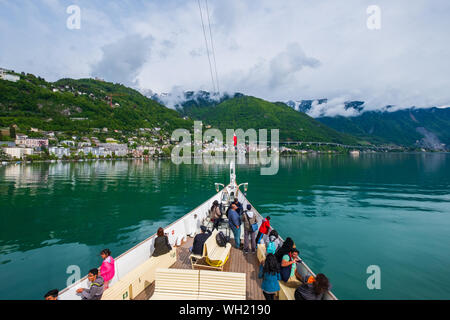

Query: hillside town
<box><xmin>0</xmin><ymin>125</ymin><xmax>281</xmax><ymax>163</ymax></box>
<box><xmin>0</xmin><ymin>124</ymin><xmax>175</xmax><ymax>162</ymax></box>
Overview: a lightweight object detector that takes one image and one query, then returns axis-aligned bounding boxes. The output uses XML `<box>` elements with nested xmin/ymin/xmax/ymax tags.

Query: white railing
<box><xmin>58</xmin><ymin>191</ymin><xmax>222</xmax><ymax>300</ymax></box>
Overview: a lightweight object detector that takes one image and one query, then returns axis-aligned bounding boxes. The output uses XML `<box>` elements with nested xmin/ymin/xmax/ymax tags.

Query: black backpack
<box><xmin>216</xmin><ymin>231</ymin><xmax>229</xmax><ymax>247</ymax></box>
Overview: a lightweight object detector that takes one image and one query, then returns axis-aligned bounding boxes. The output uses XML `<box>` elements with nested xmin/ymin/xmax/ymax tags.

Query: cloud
<box><xmin>220</xmin><ymin>43</ymin><xmax>320</xmax><ymax>97</ymax></box>
<box><xmin>90</xmin><ymin>34</ymin><xmax>153</xmax><ymax>86</ymax></box>
<box><xmin>1</xmin><ymin>0</ymin><xmax>450</xmax><ymax>116</ymax></box>
<box><xmin>269</xmin><ymin>43</ymin><xmax>321</xmax><ymax>88</ymax></box>
<box><xmin>307</xmin><ymin>97</ymin><xmax>361</xmax><ymax>118</ymax></box>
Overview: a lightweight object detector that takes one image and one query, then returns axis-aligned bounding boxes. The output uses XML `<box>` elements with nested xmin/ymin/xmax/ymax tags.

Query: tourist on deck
<box><xmin>232</xmin><ymin>197</ymin><xmax>243</xmax><ymax>215</ymax></box>
<box><xmin>76</xmin><ymin>268</ymin><xmax>105</xmax><ymax>300</ymax></box>
<box><xmin>44</xmin><ymin>289</ymin><xmax>59</xmax><ymax>300</ymax></box>
<box><xmin>228</xmin><ymin>203</ymin><xmax>242</xmax><ymax>249</ymax></box>
<box><xmin>210</xmin><ymin>200</ymin><xmax>222</xmax><ymax>231</ymax></box>
<box><xmin>265</xmin><ymin>229</ymin><xmax>283</xmax><ymax>255</ymax></box>
<box><xmin>100</xmin><ymin>249</ymin><xmax>115</xmax><ymax>289</ymax></box>
<box><xmin>258</xmin><ymin>253</ymin><xmax>281</xmax><ymax>300</ymax></box>
<box><xmin>295</xmin><ymin>273</ymin><xmax>331</xmax><ymax>300</ymax></box>
<box><xmin>274</xmin><ymin>237</ymin><xmax>295</xmax><ymax>263</ymax></box>
<box><xmin>255</xmin><ymin>216</ymin><xmax>271</xmax><ymax>248</ymax></box>
<box><xmin>242</xmin><ymin>204</ymin><xmax>257</xmax><ymax>254</ymax></box>
<box><xmin>280</xmin><ymin>248</ymin><xmax>303</xmax><ymax>288</ymax></box>
<box><xmin>151</xmin><ymin>227</ymin><xmax>172</xmax><ymax>257</ymax></box>
<box><xmin>192</xmin><ymin>225</ymin><xmax>211</xmax><ymax>256</ymax></box>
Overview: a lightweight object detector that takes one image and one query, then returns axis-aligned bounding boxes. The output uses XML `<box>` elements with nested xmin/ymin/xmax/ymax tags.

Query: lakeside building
<box><xmin>82</xmin><ymin>146</ymin><xmax>107</xmax><ymax>157</ymax></box>
<box><xmin>3</xmin><ymin>147</ymin><xmax>33</xmax><ymax>159</ymax></box>
<box><xmin>49</xmin><ymin>147</ymin><xmax>71</xmax><ymax>159</ymax></box>
<box><xmin>136</xmin><ymin>146</ymin><xmax>157</xmax><ymax>156</ymax></box>
<box><xmin>98</xmin><ymin>143</ymin><xmax>129</xmax><ymax>157</ymax></box>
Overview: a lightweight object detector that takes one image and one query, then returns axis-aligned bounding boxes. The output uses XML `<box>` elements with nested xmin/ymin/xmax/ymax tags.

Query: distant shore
<box><xmin>1</xmin><ymin>151</ymin><xmax>448</xmax><ymax>166</ymax></box>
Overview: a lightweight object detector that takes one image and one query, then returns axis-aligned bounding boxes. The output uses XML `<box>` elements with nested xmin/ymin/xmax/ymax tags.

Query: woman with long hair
<box><xmin>151</xmin><ymin>227</ymin><xmax>172</xmax><ymax>257</ymax></box>
<box><xmin>274</xmin><ymin>237</ymin><xmax>294</xmax><ymax>263</ymax></box>
<box><xmin>258</xmin><ymin>253</ymin><xmax>281</xmax><ymax>300</ymax></box>
<box><xmin>295</xmin><ymin>273</ymin><xmax>331</xmax><ymax>300</ymax></box>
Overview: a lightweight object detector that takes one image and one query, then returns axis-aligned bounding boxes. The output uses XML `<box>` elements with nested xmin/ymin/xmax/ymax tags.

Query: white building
<box><xmin>98</xmin><ymin>143</ymin><xmax>129</xmax><ymax>157</ymax></box>
<box><xmin>82</xmin><ymin>146</ymin><xmax>107</xmax><ymax>157</ymax></box>
<box><xmin>0</xmin><ymin>70</ymin><xmax>20</xmax><ymax>82</ymax></box>
<box><xmin>3</xmin><ymin>147</ymin><xmax>33</xmax><ymax>159</ymax></box>
<box><xmin>49</xmin><ymin>147</ymin><xmax>70</xmax><ymax>158</ymax></box>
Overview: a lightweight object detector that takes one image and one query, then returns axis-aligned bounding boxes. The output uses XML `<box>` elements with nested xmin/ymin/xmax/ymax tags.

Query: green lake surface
<box><xmin>0</xmin><ymin>153</ymin><xmax>449</xmax><ymax>300</ymax></box>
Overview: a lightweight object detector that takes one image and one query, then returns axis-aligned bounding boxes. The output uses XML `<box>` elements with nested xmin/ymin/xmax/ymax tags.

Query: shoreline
<box><xmin>1</xmin><ymin>151</ymin><xmax>449</xmax><ymax>166</ymax></box>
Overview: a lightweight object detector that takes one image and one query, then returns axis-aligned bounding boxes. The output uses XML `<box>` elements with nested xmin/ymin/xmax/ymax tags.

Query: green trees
<box><xmin>9</xmin><ymin>125</ymin><xmax>16</xmax><ymax>139</ymax></box>
<box><xmin>179</xmin><ymin>95</ymin><xmax>361</xmax><ymax>144</ymax></box>
<box><xmin>0</xmin><ymin>74</ymin><xmax>193</xmax><ymax>136</ymax></box>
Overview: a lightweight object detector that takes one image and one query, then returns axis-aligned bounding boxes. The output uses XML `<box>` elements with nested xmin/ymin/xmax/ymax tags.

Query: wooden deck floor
<box><xmin>134</xmin><ymin>237</ymin><xmax>265</xmax><ymax>300</ymax></box>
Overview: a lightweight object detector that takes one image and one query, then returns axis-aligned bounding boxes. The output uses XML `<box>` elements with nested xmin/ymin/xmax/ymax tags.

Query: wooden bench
<box><xmin>198</xmin><ymin>270</ymin><xmax>246</xmax><ymax>300</ymax></box>
<box><xmin>150</xmin><ymin>268</ymin><xmax>246</xmax><ymax>300</ymax></box>
<box><xmin>192</xmin><ymin>229</ymin><xmax>231</xmax><ymax>271</ymax></box>
<box><xmin>101</xmin><ymin>249</ymin><xmax>177</xmax><ymax>300</ymax></box>
<box><xmin>151</xmin><ymin>268</ymin><xmax>200</xmax><ymax>300</ymax></box>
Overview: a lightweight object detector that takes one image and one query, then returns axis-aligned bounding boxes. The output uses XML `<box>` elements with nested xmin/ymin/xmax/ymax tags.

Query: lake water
<box><xmin>0</xmin><ymin>154</ymin><xmax>449</xmax><ymax>300</ymax></box>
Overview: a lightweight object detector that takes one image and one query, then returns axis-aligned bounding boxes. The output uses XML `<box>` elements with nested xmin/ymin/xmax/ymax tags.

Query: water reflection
<box><xmin>0</xmin><ymin>154</ymin><xmax>449</xmax><ymax>299</ymax></box>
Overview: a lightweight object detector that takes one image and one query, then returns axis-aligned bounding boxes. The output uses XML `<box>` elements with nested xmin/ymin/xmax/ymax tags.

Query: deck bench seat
<box><xmin>198</xmin><ymin>270</ymin><xmax>246</xmax><ymax>300</ymax></box>
<box><xmin>150</xmin><ymin>268</ymin><xmax>246</xmax><ymax>300</ymax></box>
<box><xmin>151</xmin><ymin>269</ymin><xmax>200</xmax><ymax>300</ymax></box>
<box><xmin>193</xmin><ymin>229</ymin><xmax>231</xmax><ymax>271</ymax></box>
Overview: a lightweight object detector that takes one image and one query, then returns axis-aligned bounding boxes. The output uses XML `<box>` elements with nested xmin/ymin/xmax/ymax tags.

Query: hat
<box><xmin>200</xmin><ymin>225</ymin><xmax>207</xmax><ymax>232</ymax></box>
<box><xmin>247</xmin><ymin>204</ymin><xmax>252</xmax><ymax>210</ymax></box>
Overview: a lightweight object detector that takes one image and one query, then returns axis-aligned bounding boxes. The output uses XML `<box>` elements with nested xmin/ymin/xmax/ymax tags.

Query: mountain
<box><xmin>176</xmin><ymin>94</ymin><xmax>361</xmax><ymax>144</ymax></box>
<box><xmin>0</xmin><ymin>73</ymin><xmax>193</xmax><ymax>134</ymax></box>
<box><xmin>316</xmin><ymin>108</ymin><xmax>450</xmax><ymax>149</ymax></box>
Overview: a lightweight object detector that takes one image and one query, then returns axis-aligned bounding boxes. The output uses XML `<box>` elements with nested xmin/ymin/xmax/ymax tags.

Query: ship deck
<box><xmin>134</xmin><ymin>237</ymin><xmax>265</xmax><ymax>300</ymax></box>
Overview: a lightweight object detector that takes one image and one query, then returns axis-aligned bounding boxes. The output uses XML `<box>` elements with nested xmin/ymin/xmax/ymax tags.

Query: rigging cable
<box><xmin>197</xmin><ymin>0</ymin><xmax>217</xmax><ymax>94</ymax></box>
<box><xmin>204</xmin><ymin>0</ymin><xmax>220</xmax><ymax>95</ymax></box>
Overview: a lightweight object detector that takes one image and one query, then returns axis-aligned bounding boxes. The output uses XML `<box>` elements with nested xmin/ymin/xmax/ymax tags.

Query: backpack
<box><xmin>216</xmin><ymin>231</ymin><xmax>228</xmax><ymax>247</ymax></box>
<box><xmin>266</xmin><ymin>241</ymin><xmax>277</xmax><ymax>254</ymax></box>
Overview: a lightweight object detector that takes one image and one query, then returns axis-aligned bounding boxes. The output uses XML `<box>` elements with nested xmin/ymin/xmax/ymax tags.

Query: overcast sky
<box><xmin>1</xmin><ymin>0</ymin><xmax>449</xmax><ymax>115</ymax></box>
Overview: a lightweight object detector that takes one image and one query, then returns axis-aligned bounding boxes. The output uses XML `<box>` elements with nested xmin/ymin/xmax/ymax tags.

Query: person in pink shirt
<box><xmin>100</xmin><ymin>249</ymin><xmax>115</xmax><ymax>289</ymax></box>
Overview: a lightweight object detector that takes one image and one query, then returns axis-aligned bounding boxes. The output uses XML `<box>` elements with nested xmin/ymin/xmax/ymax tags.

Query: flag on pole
<box><xmin>233</xmin><ymin>133</ymin><xmax>237</xmax><ymax>147</ymax></box>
